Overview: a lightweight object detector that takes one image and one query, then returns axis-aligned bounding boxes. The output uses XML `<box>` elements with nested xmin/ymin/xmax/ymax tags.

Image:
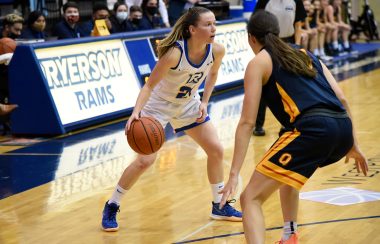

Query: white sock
<box><xmin>282</xmin><ymin>221</ymin><xmax>298</xmax><ymax>240</ymax></box>
<box><xmin>333</xmin><ymin>41</ymin><xmax>339</xmax><ymax>49</ymax></box>
<box><xmin>210</xmin><ymin>182</ymin><xmax>224</xmax><ymax>203</ymax></box>
<box><xmin>344</xmin><ymin>41</ymin><xmax>350</xmax><ymax>48</ymax></box>
<box><xmin>109</xmin><ymin>185</ymin><xmax>127</xmax><ymax>205</ymax></box>
<box><xmin>319</xmin><ymin>48</ymin><xmax>326</xmax><ymax>56</ymax></box>
<box><xmin>313</xmin><ymin>49</ymin><xmax>320</xmax><ymax>56</ymax></box>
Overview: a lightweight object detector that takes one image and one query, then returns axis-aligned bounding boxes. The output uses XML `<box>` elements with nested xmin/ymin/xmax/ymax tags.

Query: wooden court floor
<box><xmin>0</xmin><ymin>68</ymin><xmax>380</xmax><ymax>244</ymax></box>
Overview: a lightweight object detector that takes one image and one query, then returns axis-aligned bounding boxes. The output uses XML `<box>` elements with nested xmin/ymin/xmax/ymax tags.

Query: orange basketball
<box><xmin>126</xmin><ymin>117</ymin><xmax>165</xmax><ymax>155</ymax></box>
<box><xmin>0</xmin><ymin>38</ymin><xmax>16</xmax><ymax>55</ymax></box>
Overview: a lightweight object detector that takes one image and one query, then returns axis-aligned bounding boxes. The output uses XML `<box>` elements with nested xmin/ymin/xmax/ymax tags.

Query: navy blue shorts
<box><xmin>256</xmin><ymin>113</ymin><xmax>353</xmax><ymax>190</ymax></box>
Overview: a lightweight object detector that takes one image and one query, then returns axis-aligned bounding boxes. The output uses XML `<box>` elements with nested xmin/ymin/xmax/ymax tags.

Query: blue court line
<box><xmin>173</xmin><ymin>215</ymin><xmax>380</xmax><ymax>243</ymax></box>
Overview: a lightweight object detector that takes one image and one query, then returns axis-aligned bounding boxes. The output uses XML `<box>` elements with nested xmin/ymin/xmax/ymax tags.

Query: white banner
<box><xmin>35</xmin><ymin>39</ymin><xmax>140</xmax><ymax>125</ymax></box>
<box><xmin>215</xmin><ymin>22</ymin><xmax>254</xmax><ymax>86</ymax></box>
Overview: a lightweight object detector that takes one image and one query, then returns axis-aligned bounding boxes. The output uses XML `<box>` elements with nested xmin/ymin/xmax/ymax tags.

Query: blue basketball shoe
<box><xmin>102</xmin><ymin>201</ymin><xmax>120</xmax><ymax>231</ymax></box>
<box><xmin>210</xmin><ymin>199</ymin><xmax>242</xmax><ymax>221</ymax></box>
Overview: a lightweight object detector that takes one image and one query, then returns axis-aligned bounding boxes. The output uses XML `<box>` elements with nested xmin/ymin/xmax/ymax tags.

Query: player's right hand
<box><xmin>219</xmin><ymin>176</ymin><xmax>238</xmax><ymax>209</ymax></box>
<box><xmin>345</xmin><ymin>144</ymin><xmax>368</xmax><ymax>176</ymax></box>
<box><xmin>126</xmin><ymin>112</ymin><xmax>140</xmax><ymax>131</ymax></box>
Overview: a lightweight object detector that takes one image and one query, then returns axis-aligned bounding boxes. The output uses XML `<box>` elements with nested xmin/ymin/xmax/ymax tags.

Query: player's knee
<box><xmin>240</xmin><ymin>191</ymin><xmax>258</xmax><ymax>210</ymax></box>
<box><xmin>240</xmin><ymin>190</ymin><xmax>264</xmax><ymax>209</ymax></box>
<box><xmin>136</xmin><ymin>155</ymin><xmax>156</xmax><ymax>169</ymax></box>
<box><xmin>209</xmin><ymin>142</ymin><xmax>223</xmax><ymax>160</ymax></box>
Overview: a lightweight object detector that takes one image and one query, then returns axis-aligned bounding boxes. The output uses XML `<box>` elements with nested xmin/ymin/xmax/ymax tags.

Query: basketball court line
<box><xmin>173</xmin><ymin>215</ymin><xmax>380</xmax><ymax>243</ymax></box>
<box><xmin>169</xmin><ymin>150</ymin><xmax>244</xmax><ymax>243</ymax></box>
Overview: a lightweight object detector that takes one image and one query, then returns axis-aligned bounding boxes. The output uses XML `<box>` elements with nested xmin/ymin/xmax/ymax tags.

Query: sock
<box><xmin>282</xmin><ymin>221</ymin><xmax>298</xmax><ymax>240</ymax></box>
<box><xmin>344</xmin><ymin>41</ymin><xmax>350</xmax><ymax>48</ymax></box>
<box><xmin>313</xmin><ymin>49</ymin><xmax>320</xmax><ymax>56</ymax></box>
<box><xmin>319</xmin><ymin>48</ymin><xmax>326</xmax><ymax>56</ymax></box>
<box><xmin>210</xmin><ymin>182</ymin><xmax>224</xmax><ymax>204</ymax></box>
<box><xmin>109</xmin><ymin>185</ymin><xmax>127</xmax><ymax>205</ymax></box>
<box><xmin>333</xmin><ymin>41</ymin><xmax>339</xmax><ymax>49</ymax></box>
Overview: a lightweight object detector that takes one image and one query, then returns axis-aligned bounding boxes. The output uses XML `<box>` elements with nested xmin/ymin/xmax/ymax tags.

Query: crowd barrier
<box><xmin>9</xmin><ymin>18</ymin><xmax>253</xmax><ymax>135</ymax></box>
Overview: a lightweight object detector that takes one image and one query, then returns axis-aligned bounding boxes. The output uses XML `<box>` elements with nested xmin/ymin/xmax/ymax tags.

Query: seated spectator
<box><xmin>328</xmin><ymin>0</ymin><xmax>351</xmax><ymax>52</ymax></box>
<box><xmin>313</xmin><ymin>0</ymin><xmax>330</xmax><ymax>59</ymax></box>
<box><xmin>141</xmin><ymin>0</ymin><xmax>165</xmax><ymax>29</ymax></box>
<box><xmin>0</xmin><ymin>43</ymin><xmax>18</xmax><ymax>133</ymax></box>
<box><xmin>0</xmin><ymin>15</ymin><xmax>23</xmax><ymax>104</ymax></box>
<box><xmin>1</xmin><ymin>14</ymin><xmax>23</xmax><ymax>39</ymax></box>
<box><xmin>82</xmin><ymin>2</ymin><xmax>113</xmax><ymax>36</ymax></box>
<box><xmin>125</xmin><ymin>0</ymin><xmax>170</xmax><ymax>27</ymax></box>
<box><xmin>20</xmin><ymin>11</ymin><xmax>48</xmax><ymax>40</ymax></box>
<box><xmin>125</xmin><ymin>5</ymin><xmax>151</xmax><ymax>31</ymax></box>
<box><xmin>52</xmin><ymin>1</ymin><xmax>86</xmax><ymax>39</ymax></box>
<box><xmin>321</xmin><ymin>0</ymin><xmax>339</xmax><ymax>55</ymax></box>
<box><xmin>303</xmin><ymin>0</ymin><xmax>318</xmax><ymax>54</ymax></box>
<box><xmin>109</xmin><ymin>2</ymin><xmax>129</xmax><ymax>33</ymax></box>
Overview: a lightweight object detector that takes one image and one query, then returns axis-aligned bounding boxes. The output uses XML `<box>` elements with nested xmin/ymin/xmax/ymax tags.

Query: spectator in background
<box><xmin>1</xmin><ymin>14</ymin><xmax>23</xmax><ymax>39</ymax></box>
<box><xmin>141</xmin><ymin>0</ymin><xmax>165</xmax><ymax>29</ymax></box>
<box><xmin>82</xmin><ymin>2</ymin><xmax>113</xmax><ymax>36</ymax></box>
<box><xmin>313</xmin><ymin>0</ymin><xmax>331</xmax><ymax>60</ymax></box>
<box><xmin>255</xmin><ymin>0</ymin><xmax>307</xmax><ymax>48</ymax></box>
<box><xmin>252</xmin><ymin>0</ymin><xmax>307</xmax><ymax>137</ymax></box>
<box><xmin>125</xmin><ymin>5</ymin><xmax>151</xmax><ymax>31</ymax></box>
<box><xmin>321</xmin><ymin>0</ymin><xmax>338</xmax><ymax>55</ymax></box>
<box><xmin>109</xmin><ymin>2</ymin><xmax>129</xmax><ymax>33</ymax></box>
<box><xmin>0</xmin><ymin>14</ymin><xmax>23</xmax><ymax>104</ymax></box>
<box><xmin>125</xmin><ymin>0</ymin><xmax>170</xmax><ymax>27</ymax></box>
<box><xmin>326</xmin><ymin>0</ymin><xmax>351</xmax><ymax>53</ymax></box>
<box><xmin>168</xmin><ymin>0</ymin><xmax>200</xmax><ymax>26</ymax></box>
<box><xmin>52</xmin><ymin>1</ymin><xmax>86</xmax><ymax>39</ymax></box>
<box><xmin>0</xmin><ymin>15</ymin><xmax>22</xmax><ymax>132</ymax></box>
<box><xmin>20</xmin><ymin>11</ymin><xmax>48</xmax><ymax>40</ymax></box>
<box><xmin>303</xmin><ymin>0</ymin><xmax>318</xmax><ymax>55</ymax></box>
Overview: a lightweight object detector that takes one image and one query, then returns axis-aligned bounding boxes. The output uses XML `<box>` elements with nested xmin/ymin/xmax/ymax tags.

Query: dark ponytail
<box><xmin>247</xmin><ymin>10</ymin><xmax>316</xmax><ymax>78</ymax></box>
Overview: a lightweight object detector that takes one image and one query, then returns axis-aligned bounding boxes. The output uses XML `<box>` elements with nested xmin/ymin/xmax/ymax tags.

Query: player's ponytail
<box><xmin>247</xmin><ymin>10</ymin><xmax>316</xmax><ymax>78</ymax></box>
<box><xmin>157</xmin><ymin>7</ymin><xmax>211</xmax><ymax>58</ymax></box>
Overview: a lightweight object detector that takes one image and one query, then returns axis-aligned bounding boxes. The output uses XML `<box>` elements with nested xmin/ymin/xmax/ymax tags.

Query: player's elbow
<box><xmin>239</xmin><ymin>118</ymin><xmax>255</xmax><ymax>130</ymax></box>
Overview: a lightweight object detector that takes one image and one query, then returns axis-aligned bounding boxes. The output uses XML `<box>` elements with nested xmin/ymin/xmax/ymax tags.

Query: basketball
<box><xmin>0</xmin><ymin>38</ymin><xmax>16</xmax><ymax>55</ymax></box>
<box><xmin>126</xmin><ymin>117</ymin><xmax>165</xmax><ymax>155</ymax></box>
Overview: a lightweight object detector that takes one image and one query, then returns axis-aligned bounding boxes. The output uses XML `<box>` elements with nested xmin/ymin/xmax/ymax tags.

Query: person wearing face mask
<box><xmin>125</xmin><ymin>0</ymin><xmax>170</xmax><ymax>27</ymax></box>
<box><xmin>109</xmin><ymin>2</ymin><xmax>129</xmax><ymax>33</ymax></box>
<box><xmin>82</xmin><ymin>2</ymin><xmax>113</xmax><ymax>36</ymax></box>
<box><xmin>141</xmin><ymin>0</ymin><xmax>165</xmax><ymax>29</ymax></box>
<box><xmin>52</xmin><ymin>1</ymin><xmax>86</xmax><ymax>39</ymax></box>
<box><xmin>0</xmin><ymin>14</ymin><xmax>22</xmax><ymax>133</ymax></box>
<box><xmin>20</xmin><ymin>11</ymin><xmax>48</xmax><ymax>40</ymax></box>
<box><xmin>1</xmin><ymin>14</ymin><xmax>24</xmax><ymax>40</ymax></box>
<box><xmin>125</xmin><ymin>5</ymin><xmax>151</xmax><ymax>31</ymax></box>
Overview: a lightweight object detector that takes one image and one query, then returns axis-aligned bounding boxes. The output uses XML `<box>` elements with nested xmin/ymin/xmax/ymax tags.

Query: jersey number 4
<box><xmin>176</xmin><ymin>72</ymin><xmax>204</xmax><ymax>98</ymax></box>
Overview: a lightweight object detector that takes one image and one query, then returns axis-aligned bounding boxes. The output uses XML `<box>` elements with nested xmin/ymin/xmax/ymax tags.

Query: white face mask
<box><xmin>116</xmin><ymin>12</ymin><xmax>128</xmax><ymax>21</ymax></box>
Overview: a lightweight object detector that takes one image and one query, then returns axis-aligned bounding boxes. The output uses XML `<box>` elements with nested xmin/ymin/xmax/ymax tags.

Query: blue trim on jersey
<box><xmin>184</xmin><ymin>39</ymin><xmax>211</xmax><ymax>68</ymax></box>
<box><xmin>174</xmin><ymin>116</ymin><xmax>210</xmax><ymax>133</ymax></box>
<box><xmin>171</xmin><ymin>41</ymin><xmax>183</xmax><ymax>70</ymax></box>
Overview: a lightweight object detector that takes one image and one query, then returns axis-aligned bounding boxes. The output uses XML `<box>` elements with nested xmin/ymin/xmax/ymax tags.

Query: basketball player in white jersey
<box><xmin>101</xmin><ymin>6</ymin><xmax>242</xmax><ymax>232</ymax></box>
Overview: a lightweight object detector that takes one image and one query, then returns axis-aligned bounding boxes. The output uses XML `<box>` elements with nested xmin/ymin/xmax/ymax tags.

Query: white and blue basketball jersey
<box><xmin>152</xmin><ymin>39</ymin><xmax>214</xmax><ymax>104</ymax></box>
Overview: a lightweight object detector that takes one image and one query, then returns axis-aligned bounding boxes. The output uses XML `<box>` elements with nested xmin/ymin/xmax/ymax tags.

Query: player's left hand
<box><xmin>196</xmin><ymin>102</ymin><xmax>208</xmax><ymax>123</ymax></box>
<box><xmin>218</xmin><ymin>176</ymin><xmax>238</xmax><ymax>209</ymax></box>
